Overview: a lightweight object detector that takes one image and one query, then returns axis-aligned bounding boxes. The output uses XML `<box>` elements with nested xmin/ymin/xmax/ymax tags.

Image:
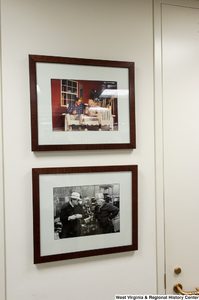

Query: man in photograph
<box><xmin>94</xmin><ymin>193</ymin><xmax>119</xmax><ymax>233</ymax></box>
<box><xmin>82</xmin><ymin>99</ymin><xmax>102</xmax><ymax>131</ymax></box>
<box><xmin>59</xmin><ymin>192</ymin><xmax>85</xmax><ymax>238</ymax></box>
<box><xmin>67</xmin><ymin>97</ymin><xmax>85</xmax><ymax>131</ymax></box>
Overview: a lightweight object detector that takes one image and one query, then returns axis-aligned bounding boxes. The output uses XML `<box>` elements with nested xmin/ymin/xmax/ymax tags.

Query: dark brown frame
<box><xmin>32</xmin><ymin>165</ymin><xmax>138</xmax><ymax>264</ymax></box>
<box><xmin>29</xmin><ymin>54</ymin><xmax>136</xmax><ymax>151</ymax></box>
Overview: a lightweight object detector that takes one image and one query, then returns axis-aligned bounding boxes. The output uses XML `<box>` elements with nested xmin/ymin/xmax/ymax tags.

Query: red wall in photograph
<box><xmin>51</xmin><ymin>79</ymin><xmax>66</xmax><ymax>129</ymax></box>
<box><xmin>75</xmin><ymin>80</ymin><xmax>103</xmax><ymax>103</ymax></box>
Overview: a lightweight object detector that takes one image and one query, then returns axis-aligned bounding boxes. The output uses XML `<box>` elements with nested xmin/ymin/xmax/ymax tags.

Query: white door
<box><xmin>155</xmin><ymin>0</ymin><xmax>199</xmax><ymax>295</ymax></box>
<box><xmin>0</xmin><ymin>71</ymin><xmax>5</xmax><ymax>299</ymax></box>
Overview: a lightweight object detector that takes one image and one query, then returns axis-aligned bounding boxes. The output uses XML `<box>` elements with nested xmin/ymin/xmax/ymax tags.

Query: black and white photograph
<box><xmin>32</xmin><ymin>165</ymin><xmax>137</xmax><ymax>263</ymax></box>
<box><xmin>53</xmin><ymin>184</ymin><xmax>120</xmax><ymax>240</ymax></box>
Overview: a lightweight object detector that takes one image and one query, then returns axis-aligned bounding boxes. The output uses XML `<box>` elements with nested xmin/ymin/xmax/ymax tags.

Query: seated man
<box><xmin>67</xmin><ymin>97</ymin><xmax>85</xmax><ymax>131</ymax></box>
<box><xmin>82</xmin><ymin>99</ymin><xmax>102</xmax><ymax>131</ymax></box>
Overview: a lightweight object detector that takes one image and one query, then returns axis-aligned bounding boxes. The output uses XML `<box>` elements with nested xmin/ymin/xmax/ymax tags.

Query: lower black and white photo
<box><xmin>32</xmin><ymin>165</ymin><xmax>138</xmax><ymax>263</ymax></box>
<box><xmin>54</xmin><ymin>184</ymin><xmax>120</xmax><ymax>240</ymax></box>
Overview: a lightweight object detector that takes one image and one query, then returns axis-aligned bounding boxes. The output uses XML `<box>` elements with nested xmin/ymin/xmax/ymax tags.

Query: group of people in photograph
<box><xmin>67</xmin><ymin>97</ymin><xmax>102</xmax><ymax>131</ymax></box>
<box><xmin>54</xmin><ymin>191</ymin><xmax>120</xmax><ymax>239</ymax></box>
<box><xmin>66</xmin><ymin>96</ymin><xmax>116</xmax><ymax>131</ymax></box>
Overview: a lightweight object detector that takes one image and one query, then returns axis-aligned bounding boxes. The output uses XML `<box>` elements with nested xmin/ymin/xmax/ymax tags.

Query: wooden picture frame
<box><xmin>29</xmin><ymin>54</ymin><xmax>136</xmax><ymax>151</ymax></box>
<box><xmin>32</xmin><ymin>165</ymin><xmax>138</xmax><ymax>264</ymax></box>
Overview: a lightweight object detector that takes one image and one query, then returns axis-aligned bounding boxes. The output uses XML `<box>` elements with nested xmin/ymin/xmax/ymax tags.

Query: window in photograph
<box><xmin>61</xmin><ymin>80</ymin><xmax>78</xmax><ymax>107</ymax></box>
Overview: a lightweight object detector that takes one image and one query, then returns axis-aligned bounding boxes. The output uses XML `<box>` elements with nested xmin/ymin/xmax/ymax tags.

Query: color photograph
<box><xmin>29</xmin><ymin>55</ymin><xmax>135</xmax><ymax>151</ymax></box>
<box><xmin>51</xmin><ymin>79</ymin><xmax>118</xmax><ymax>132</ymax></box>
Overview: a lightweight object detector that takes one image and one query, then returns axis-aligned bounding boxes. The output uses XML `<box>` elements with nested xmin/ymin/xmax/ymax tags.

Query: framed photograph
<box><xmin>29</xmin><ymin>54</ymin><xmax>135</xmax><ymax>151</ymax></box>
<box><xmin>32</xmin><ymin>165</ymin><xmax>138</xmax><ymax>264</ymax></box>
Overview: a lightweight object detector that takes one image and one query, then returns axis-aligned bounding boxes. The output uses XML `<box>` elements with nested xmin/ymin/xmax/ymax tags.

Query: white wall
<box><xmin>0</xmin><ymin>0</ymin><xmax>156</xmax><ymax>299</ymax></box>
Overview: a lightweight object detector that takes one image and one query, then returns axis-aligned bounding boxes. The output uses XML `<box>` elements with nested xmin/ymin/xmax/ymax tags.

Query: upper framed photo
<box><xmin>32</xmin><ymin>165</ymin><xmax>138</xmax><ymax>264</ymax></box>
<box><xmin>29</xmin><ymin>55</ymin><xmax>135</xmax><ymax>151</ymax></box>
